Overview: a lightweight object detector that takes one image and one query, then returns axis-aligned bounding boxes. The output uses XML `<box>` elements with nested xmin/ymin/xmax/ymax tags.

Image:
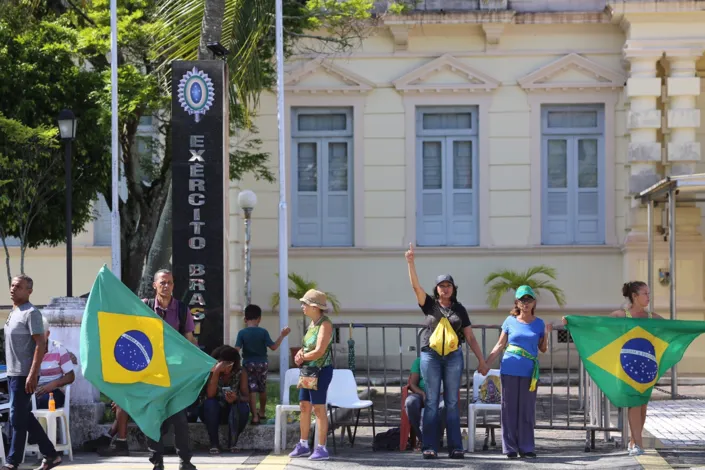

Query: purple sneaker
<box><xmin>309</xmin><ymin>446</ymin><xmax>330</xmax><ymax>461</ymax></box>
<box><xmin>289</xmin><ymin>443</ymin><xmax>311</xmax><ymax>458</ymax></box>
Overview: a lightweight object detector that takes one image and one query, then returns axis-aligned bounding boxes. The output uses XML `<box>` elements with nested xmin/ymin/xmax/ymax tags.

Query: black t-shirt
<box><xmin>419</xmin><ymin>294</ymin><xmax>471</xmax><ymax>350</ymax></box>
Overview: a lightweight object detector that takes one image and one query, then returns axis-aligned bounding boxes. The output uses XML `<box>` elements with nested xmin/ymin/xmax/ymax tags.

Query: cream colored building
<box><xmin>6</xmin><ymin>1</ymin><xmax>705</xmax><ymax>374</ymax></box>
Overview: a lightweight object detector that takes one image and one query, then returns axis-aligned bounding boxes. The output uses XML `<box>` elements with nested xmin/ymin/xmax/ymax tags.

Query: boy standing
<box><xmin>234</xmin><ymin>305</ymin><xmax>290</xmax><ymax>424</ymax></box>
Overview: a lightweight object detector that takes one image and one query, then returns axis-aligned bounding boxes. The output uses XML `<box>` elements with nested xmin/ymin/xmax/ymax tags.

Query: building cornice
<box><xmin>284</xmin><ymin>59</ymin><xmax>375</xmax><ymax>95</ymax></box>
<box><xmin>518</xmin><ymin>52</ymin><xmax>626</xmax><ymax>92</ymax></box>
<box><xmin>392</xmin><ymin>53</ymin><xmax>500</xmax><ymax>94</ymax></box>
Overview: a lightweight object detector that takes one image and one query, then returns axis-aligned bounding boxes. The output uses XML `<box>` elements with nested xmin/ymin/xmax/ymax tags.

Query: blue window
<box><xmin>541</xmin><ymin>105</ymin><xmax>605</xmax><ymax>245</ymax></box>
<box><xmin>291</xmin><ymin>108</ymin><xmax>353</xmax><ymax>247</ymax></box>
<box><xmin>416</xmin><ymin>107</ymin><xmax>478</xmax><ymax>246</ymax></box>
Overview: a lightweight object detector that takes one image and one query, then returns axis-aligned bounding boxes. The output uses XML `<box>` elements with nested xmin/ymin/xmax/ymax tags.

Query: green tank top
<box><xmin>302</xmin><ymin>315</ymin><xmax>332</xmax><ymax>368</ymax></box>
<box><xmin>624</xmin><ymin>308</ymin><xmax>652</xmax><ymax>319</ymax></box>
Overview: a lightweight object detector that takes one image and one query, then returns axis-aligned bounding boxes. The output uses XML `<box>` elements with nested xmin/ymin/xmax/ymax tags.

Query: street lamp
<box><xmin>237</xmin><ymin>190</ymin><xmax>257</xmax><ymax>306</ymax></box>
<box><xmin>57</xmin><ymin>109</ymin><xmax>77</xmax><ymax>297</ymax></box>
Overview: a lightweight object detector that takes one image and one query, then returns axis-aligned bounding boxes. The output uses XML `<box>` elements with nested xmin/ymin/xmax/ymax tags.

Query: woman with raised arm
<box><xmin>485</xmin><ymin>286</ymin><xmax>551</xmax><ymax>460</ymax></box>
<box><xmin>405</xmin><ymin>244</ymin><xmax>488</xmax><ymax>460</ymax></box>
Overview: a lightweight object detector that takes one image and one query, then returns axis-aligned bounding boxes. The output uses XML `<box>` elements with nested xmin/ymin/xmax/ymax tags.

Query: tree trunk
<box><xmin>198</xmin><ymin>0</ymin><xmax>226</xmax><ymax>60</ymax></box>
<box><xmin>1</xmin><ymin>236</ymin><xmax>10</xmax><ymax>289</ymax></box>
<box><xmin>137</xmin><ymin>180</ymin><xmax>173</xmax><ymax>298</ymax></box>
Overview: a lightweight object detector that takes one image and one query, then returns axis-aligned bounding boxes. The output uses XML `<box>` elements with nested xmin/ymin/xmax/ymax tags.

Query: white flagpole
<box><xmin>110</xmin><ymin>0</ymin><xmax>121</xmax><ymax>278</ymax></box>
<box><xmin>275</xmin><ymin>0</ymin><xmax>289</xmax><ymax>400</ymax></box>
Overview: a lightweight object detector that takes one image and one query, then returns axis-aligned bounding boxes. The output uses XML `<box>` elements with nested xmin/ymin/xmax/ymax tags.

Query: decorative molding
<box><xmin>518</xmin><ymin>53</ymin><xmax>626</xmax><ymax>92</ymax></box>
<box><xmin>284</xmin><ymin>59</ymin><xmax>375</xmax><ymax>94</ymax></box>
<box><xmin>392</xmin><ymin>54</ymin><xmax>500</xmax><ymax>94</ymax></box>
<box><xmin>388</xmin><ymin>24</ymin><xmax>411</xmax><ymax>51</ymax></box>
<box><xmin>482</xmin><ymin>24</ymin><xmax>505</xmax><ymax>49</ymax></box>
<box><xmin>250</xmin><ymin>245</ymin><xmax>623</xmax><ymax>258</ymax></box>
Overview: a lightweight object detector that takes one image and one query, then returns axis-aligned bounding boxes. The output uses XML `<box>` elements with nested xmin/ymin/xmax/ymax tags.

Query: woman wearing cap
<box><xmin>288</xmin><ymin>289</ymin><xmax>334</xmax><ymax>461</ymax></box>
<box><xmin>562</xmin><ymin>281</ymin><xmax>662</xmax><ymax>457</ymax></box>
<box><xmin>405</xmin><ymin>244</ymin><xmax>489</xmax><ymax>460</ymax></box>
<box><xmin>485</xmin><ymin>285</ymin><xmax>551</xmax><ymax>459</ymax></box>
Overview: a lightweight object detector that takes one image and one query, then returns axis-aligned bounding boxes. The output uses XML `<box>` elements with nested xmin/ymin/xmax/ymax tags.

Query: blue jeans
<box><xmin>7</xmin><ymin>376</ymin><xmax>57</xmax><ymax>466</ymax></box>
<box><xmin>420</xmin><ymin>349</ymin><xmax>464</xmax><ymax>453</ymax></box>
<box><xmin>200</xmin><ymin>398</ymin><xmax>250</xmax><ymax>449</ymax></box>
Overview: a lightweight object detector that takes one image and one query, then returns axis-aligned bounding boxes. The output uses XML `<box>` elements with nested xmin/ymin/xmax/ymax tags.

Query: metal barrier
<box><xmin>323</xmin><ymin>322</ymin><xmax>622</xmax><ymax>448</ymax></box>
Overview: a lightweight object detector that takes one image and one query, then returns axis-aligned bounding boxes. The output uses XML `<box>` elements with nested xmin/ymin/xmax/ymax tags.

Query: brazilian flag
<box><xmin>80</xmin><ymin>266</ymin><xmax>216</xmax><ymax>440</ymax></box>
<box><xmin>565</xmin><ymin>315</ymin><xmax>705</xmax><ymax>408</ymax></box>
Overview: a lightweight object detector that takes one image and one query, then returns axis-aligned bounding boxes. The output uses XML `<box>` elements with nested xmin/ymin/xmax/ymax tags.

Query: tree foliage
<box><xmin>0</xmin><ymin>3</ymin><xmax>110</xmax><ymax>284</ymax></box>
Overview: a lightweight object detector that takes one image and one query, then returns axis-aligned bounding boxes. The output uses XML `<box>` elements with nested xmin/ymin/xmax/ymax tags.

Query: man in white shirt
<box><xmin>35</xmin><ymin>316</ymin><xmax>75</xmax><ymax>409</ymax></box>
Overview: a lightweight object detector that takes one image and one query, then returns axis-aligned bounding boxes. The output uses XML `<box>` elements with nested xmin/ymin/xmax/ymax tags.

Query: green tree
<box><xmin>0</xmin><ymin>3</ymin><xmax>110</xmax><ymax>287</ymax></box>
<box><xmin>270</xmin><ymin>272</ymin><xmax>341</xmax><ymax>314</ymax></box>
<box><xmin>484</xmin><ymin>265</ymin><xmax>566</xmax><ymax>309</ymax></box>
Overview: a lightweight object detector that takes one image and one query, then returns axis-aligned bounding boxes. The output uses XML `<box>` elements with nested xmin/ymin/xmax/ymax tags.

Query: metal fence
<box><xmin>325</xmin><ymin>322</ymin><xmax>622</xmax><ymax>449</ymax></box>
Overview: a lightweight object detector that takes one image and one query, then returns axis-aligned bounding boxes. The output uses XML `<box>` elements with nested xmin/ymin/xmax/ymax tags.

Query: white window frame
<box><xmin>291</xmin><ymin>107</ymin><xmax>354</xmax><ymax>247</ymax></box>
<box><xmin>415</xmin><ymin>106</ymin><xmax>479</xmax><ymax>247</ymax></box>
<box><xmin>541</xmin><ymin>104</ymin><xmax>605</xmax><ymax>246</ymax></box>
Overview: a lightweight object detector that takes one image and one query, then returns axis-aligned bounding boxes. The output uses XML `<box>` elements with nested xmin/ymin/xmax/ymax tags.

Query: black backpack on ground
<box><xmin>373</xmin><ymin>427</ymin><xmax>401</xmax><ymax>451</ymax></box>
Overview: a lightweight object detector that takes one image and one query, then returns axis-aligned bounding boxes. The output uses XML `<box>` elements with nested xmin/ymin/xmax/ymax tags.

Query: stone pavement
<box><xmin>643</xmin><ymin>399</ymin><xmax>705</xmax><ymax>449</ymax></box>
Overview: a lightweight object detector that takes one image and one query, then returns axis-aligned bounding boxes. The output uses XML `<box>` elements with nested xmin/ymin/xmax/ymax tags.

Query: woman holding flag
<box><xmin>609</xmin><ymin>282</ymin><xmax>662</xmax><ymax>457</ymax></box>
<box><xmin>562</xmin><ymin>281</ymin><xmax>662</xmax><ymax>457</ymax></box>
<box><xmin>485</xmin><ymin>285</ymin><xmax>551</xmax><ymax>459</ymax></box>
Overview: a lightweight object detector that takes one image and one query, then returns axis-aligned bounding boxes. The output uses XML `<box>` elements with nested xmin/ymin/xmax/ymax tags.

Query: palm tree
<box><xmin>484</xmin><ymin>265</ymin><xmax>566</xmax><ymax>309</ymax></box>
<box><xmin>269</xmin><ymin>272</ymin><xmax>341</xmax><ymax>314</ymax></box>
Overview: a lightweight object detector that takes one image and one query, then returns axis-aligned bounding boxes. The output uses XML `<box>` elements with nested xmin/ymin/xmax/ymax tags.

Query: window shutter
<box><xmin>417</xmin><ymin>139</ymin><xmax>446</xmax><ymax>246</ymax></box>
<box><xmin>93</xmin><ymin>195</ymin><xmax>111</xmax><ymax>246</ymax></box>
<box><xmin>447</xmin><ymin>139</ymin><xmax>475</xmax><ymax>246</ymax></box>
<box><xmin>293</xmin><ymin>141</ymin><xmax>321</xmax><ymax>246</ymax></box>
<box><xmin>574</xmin><ymin>138</ymin><xmax>603</xmax><ymax>244</ymax></box>
<box><xmin>322</xmin><ymin>141</ymin><xmax>352</xmax><ymax>246</ymax></box>
<box><xmin>543</xmin><ymin>138</ymin><xmax>571</xmax><ymax>245</ymax></box>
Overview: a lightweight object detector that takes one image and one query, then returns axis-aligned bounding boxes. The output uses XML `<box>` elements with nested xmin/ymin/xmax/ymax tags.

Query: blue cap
<box><xmin>515</xmin><ymin>285</ymin><xmax>536</xmax><ymax>300</ymax></box>
<box><xmin>435</xmin><ymin>274</ymin><xmax>455</xmax><ymax>286</ymax></box>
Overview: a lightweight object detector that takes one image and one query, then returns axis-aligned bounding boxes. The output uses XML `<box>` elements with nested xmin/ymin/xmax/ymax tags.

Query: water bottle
<box><xmin>48</xmin><ymin>392</ymin><xmax>56</xmax><ymax>411</ymax></box>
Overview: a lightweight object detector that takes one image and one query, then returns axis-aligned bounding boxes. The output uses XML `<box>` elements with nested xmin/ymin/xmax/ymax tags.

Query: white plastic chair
<box><xmin>23</xmin><ymin>385</ymin><xmax>73</xmax><ymax>462</ymax></box>
<box><xmin>466</xmin><ymin>370</ymin><xmax>501</xmax><ymax>452</ymax></box>
<box><xmin>326</xmin><ymin>369</ymin><xmax>375</xmax><ymax>454</ymax></box>
<box><xmin>274</xmin><ymin>368</ymin><xmax>301</xmax><ymax>455</ymax></box>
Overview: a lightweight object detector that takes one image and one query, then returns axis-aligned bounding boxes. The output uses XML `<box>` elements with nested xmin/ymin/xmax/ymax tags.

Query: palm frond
<box><xmin>484</xmin><ymin>265</ymin><xmax>566</xmax><ymax>308</ymax></box>
<box><xmin>268</xmin><ymin>271</ymin><xmax>341</xmax><ymax>313</ymax></box>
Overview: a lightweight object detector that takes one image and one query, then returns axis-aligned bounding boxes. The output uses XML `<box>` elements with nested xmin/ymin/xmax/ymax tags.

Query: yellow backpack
<box><xmin>429</xmin><ymin>316</ymin><xmax>459</xmax><ymax>356</ymax></box>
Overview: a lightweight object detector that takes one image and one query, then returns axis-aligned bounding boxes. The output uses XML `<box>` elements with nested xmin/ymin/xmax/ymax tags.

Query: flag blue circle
<box><xmin>114</xmin><ymin>330</ymin><xmax>153</xmax><ymax>372</ymax></box>
<box><xmin>620</xmin><ymin>337</ymin><xmax>658</xmax><ymax>384</ymax></box>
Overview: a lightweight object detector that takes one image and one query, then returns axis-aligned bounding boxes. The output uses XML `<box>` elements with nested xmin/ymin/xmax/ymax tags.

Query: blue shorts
<box><xmin>298</xmin><ymin>365</ymin><xmax>334</xmax><ymax>405</ymax></box>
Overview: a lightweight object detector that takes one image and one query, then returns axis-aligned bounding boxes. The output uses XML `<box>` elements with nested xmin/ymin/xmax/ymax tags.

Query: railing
<box><xmin>324</xmin><ymin>322</ymin><xmax>621</xmax><ymax>448</ymax></box>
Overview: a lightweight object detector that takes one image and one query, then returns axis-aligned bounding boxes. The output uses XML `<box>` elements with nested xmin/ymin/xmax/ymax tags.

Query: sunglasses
<box><xmin>518</xmin><ymin>296</ymin><xmax>535</xmax><ymax>303</ymax></box>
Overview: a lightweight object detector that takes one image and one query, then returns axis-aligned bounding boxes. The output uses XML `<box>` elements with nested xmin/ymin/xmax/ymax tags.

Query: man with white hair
<box><xmin>35</xmin><ymin>316</ymin><xmax>75</xmax><ymax>409</ymax></box>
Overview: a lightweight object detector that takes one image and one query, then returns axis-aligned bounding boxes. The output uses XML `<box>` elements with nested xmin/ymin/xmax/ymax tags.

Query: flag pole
<box><xmin>275</xmin><ymin>0</ymin><xmax>289</xmax><ymax>400</ymax></box>
<box><xmin>110</xmin><ymin>0</ymin><xmax>121</xmax><ymax>279</ymax></box>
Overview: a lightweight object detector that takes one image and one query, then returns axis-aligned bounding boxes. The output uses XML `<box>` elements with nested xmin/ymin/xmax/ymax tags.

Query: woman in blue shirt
<box><xmin>485</xmin><ymin>285</ymin><xmax>551</xmax><ymax>459</ymax></box>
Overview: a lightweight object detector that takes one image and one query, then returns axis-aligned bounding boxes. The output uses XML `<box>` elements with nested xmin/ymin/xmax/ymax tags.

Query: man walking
<box><xmin>3</xmin><ymin>275</ymin><xmax>62</xmax><ymax>470</ymax></box>
<box><xmin>97</xmin><ymin>269</ymin><xmax>197</xmax><ymax>470</ymax></box>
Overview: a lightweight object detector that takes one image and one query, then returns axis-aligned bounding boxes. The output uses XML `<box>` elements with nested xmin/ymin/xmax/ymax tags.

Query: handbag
<box><xmin>297</xmin><ymin>349</ymin><xmax>331</xmax><ymax>390</ymax></box>
<box><xmin>429</xmin><ymin>311</ymin><xmax>459</xmax><ymax>357</ymax></box>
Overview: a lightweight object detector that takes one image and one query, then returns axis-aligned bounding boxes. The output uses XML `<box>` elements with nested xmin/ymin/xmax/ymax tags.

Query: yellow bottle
<box><xmin>48</xmin><ymin>392</ymin><xmax>56</xmax><ymax>411</ymax></box>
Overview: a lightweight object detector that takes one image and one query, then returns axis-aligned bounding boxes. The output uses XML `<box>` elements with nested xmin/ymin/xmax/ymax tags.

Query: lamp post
<box><xmin>57</xmin><ymin>109</ymin><xmax>77</xmax><ymax>297</ymax></box>
<box><xmin>237</xmin><ymin>190</ymin><xmax>257</xmax><ymax>307</ymax></box>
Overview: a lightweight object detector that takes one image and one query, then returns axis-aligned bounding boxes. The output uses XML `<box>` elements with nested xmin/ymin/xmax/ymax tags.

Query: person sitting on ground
<box><xmin>234</xmin><ymin>304</ymin><xmax>290</xmax><ymax>425</ymax></box>
<box><xmin>405</xmin><ymin>356</ymin><xmax>446</xmax><ymax>450</ymax></box>
<box><xmin>200</xmin><ymin>345</ymin><xmax>250</xmax><ymax>455</ymax></box>
<box><xmin>35</xmin><ymin>316</ymin><xmax>75</xmax><ymax>409</ymax></box>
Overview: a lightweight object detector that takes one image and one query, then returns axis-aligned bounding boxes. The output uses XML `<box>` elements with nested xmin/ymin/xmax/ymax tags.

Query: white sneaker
<box><xmin>629</xmin><ymin>444</ymin><xmax>645</xmax><ymax>456</ymax></box>
<box><xmin>627</xmin><ymin>441</ymin><xmax>634</xmax><ymax>452</ymax></box>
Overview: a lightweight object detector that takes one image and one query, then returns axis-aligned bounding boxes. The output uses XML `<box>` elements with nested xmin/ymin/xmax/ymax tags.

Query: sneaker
<box><xmin>629</xmin><ymin>444</ymin><xmax>645</xmax><ymax>456</ymax></box>
<box><xmin>309</xmin><ymin>446</ymin><xmax>330</xmax><ymax>461</ymax></box>
<box><xmin>152</xmin><ymin>463</ymin><xmax>165</xmax><ymax>470</ymax></box>
<box><xmin>98</xmin><ymin>439</ymin><xmax>129</xmax><ymax>456</ymax></box>
<box><xmin>522</xmin><ymin>452</ymin><xmax>537</xmax><ymax>458</ymax></box>
<box><xmin>83</xmin><ymin>434</ymin><xmax>112</xmax><ymax>452</ymax></box>
<box><xmin>507</xmin><ymin>452</ymin><xmax>519</xmax><ymax>459</ymax></box>
<box><xmin>179</xmin><ymin>462</ymin><xmax>198</xmax><ymax>470</ymax></box>
<box><xmin>289</xmin><ymin>443</ymin><xmax>311</xmax><ymax>458</ymax></box>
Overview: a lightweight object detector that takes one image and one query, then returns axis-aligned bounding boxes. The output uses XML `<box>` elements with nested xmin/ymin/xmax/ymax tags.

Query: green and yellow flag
<box><xmin>80</xmin><ymin>266</ymin><xmax>216</xmax><ymax>440</ymax></box>
<box><xmin>565</xmin><ymin>315</ymin><xmax>705</xmax><ymax>408</ymax></box>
